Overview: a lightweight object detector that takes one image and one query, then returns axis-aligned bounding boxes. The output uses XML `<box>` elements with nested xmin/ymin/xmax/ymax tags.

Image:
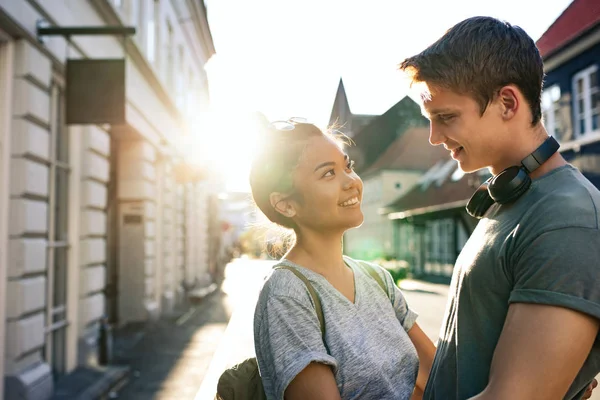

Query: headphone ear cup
<box><xmin>466</xmin><ymin>179</ymin><xmax>496</xmax><ymax>218</ymax></box>
<box><xmin>489</xmin><ymin>167</ymin><xmax>532</xmax><ymax>205</ymax></box>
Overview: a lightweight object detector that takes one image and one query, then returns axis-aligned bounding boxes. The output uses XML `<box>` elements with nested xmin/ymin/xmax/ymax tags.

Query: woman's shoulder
<box><xmin>343</xmin><ymin>256</ymin><xmax>389</xmax><ymax>278</ymax></box>
<box><xmin>258</xmin><ymin>262</ymin><xmax>316</xmax><ymax>305</ymax></box>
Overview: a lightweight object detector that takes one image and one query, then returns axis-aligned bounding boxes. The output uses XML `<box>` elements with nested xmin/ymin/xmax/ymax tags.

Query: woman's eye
<box><xmin>347</xmin><ymin>160</ymin><xmax>355</xmax><ymax>170</ymax></box>
<box><xmin>323</xmin><ymin>169</ymin><xmax>335</xmax><ymax>178</ymax></box>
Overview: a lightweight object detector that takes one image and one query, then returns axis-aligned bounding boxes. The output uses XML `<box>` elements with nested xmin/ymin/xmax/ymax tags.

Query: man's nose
<box><xmin>429</xmin><ymin>123</ymin><xmax>445</xmax><ymax>146</ymax></box>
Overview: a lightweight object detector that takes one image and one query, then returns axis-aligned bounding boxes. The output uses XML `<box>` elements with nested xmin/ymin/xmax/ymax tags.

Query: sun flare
<box><xmin>183</xmin><ymin>111</ymin><xmax>269</xmax><ymax>192</ymax></box>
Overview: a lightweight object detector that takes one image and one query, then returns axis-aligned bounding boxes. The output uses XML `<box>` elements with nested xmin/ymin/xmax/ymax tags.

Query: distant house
<box><xmin>344</xmin><ymin>126</ymin><xmax>447</xmax><ymax>260</ymax></box>
<box><xmin>328</xmin><ymin>80</ymin><xmax>449</xmax><ymax>260</ymax></box>
<box><xmin>537</xmin><ymin>0</ymin><xmax>600</xmax><ymax>186</ymax></box>
<box><xmin>384</xmin><ymin>160</ymin><xmax>489</xmax><ymax>278</ymax></box>
<box><xmin>328</xmin><ymin>78</ymin><xmax>377</xmax><ymax>139</ymax></box>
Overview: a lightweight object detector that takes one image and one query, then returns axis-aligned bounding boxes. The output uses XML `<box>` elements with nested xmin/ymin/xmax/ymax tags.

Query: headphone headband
<box><xmin>466</xmin><ymin>136</ymin><xmax>560</xmax><ymax>219</ymax></box>
<box><xmin>521</xmin><ymin>136</ymin><xmax>560</xmax><ymax>173</ymax></box>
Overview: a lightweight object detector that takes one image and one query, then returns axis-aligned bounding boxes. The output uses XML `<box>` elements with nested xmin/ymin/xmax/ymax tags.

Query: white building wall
<box><xmin>77</xmin><ymin>126</ymin><xmax>110</xmax><ymax>365</ymax></box>
<box><xmin>5</xmin><ymin>39</ymin><xmax>54</xmax><ymax>399</ymax></box>
<box><xmin>174</xmin><ymin>183</ymin><xmax>187</xmax><ymax>303</ymax></box>
<box><xmin>0</xmin><ymin>0</ymin><xmax>215</xmax><ymax>396</ymax></box>
<box><xmin>117</xmin><ymin>139</ymin><xmax>159</xmax><ymax>324</ymax></box>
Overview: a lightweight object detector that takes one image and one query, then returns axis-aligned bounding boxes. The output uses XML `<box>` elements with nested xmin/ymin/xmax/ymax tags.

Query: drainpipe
<box><xmin>0</xmin><ymin>40</ymin><xmax>15</xmax><ymax>398</ymax></box>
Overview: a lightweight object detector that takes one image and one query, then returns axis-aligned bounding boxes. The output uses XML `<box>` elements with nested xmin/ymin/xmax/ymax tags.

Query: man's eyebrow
<box><xmin>313</xmin><ymin>155</ymin><xmax>349</xmax><ymax>172</ymax></box>
<box><xmin>429</xmin><ymin>108</ymin><xmax>455</xmax><ymax>115</ymax></box>
<box><xmin>422</xmin><ymin>107</ymin><xmax>456</xmax><ymax>119</ymax></box>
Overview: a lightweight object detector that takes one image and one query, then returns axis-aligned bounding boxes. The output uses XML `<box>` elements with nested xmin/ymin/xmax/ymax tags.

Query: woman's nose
<box><xmin>343</xmin><ymin>173</ymin><xmax>361</xmax><ymax>191</ymax></box>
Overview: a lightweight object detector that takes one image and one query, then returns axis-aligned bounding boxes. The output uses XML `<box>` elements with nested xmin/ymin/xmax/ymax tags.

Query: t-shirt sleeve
<box><xmin>508</xmin><ymin>227</ymin><xmax>600</xmax><ymax>322</ymax></box>
<box><xmin>377</xmin><ymin>264</ymin><xmax>418</xmax><ymax>332</ymax></box>
<box><xmin>255</xmin><ymin>294</ymin><xmax>338</xmax><ymax>400</ymax></box>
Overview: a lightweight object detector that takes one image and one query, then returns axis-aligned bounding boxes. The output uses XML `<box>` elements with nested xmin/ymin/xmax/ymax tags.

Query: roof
<box><xmin>383</xmin><ymin>157</ymin><xmax>488</xmax><ymax>217</ymax></box>
<box><xmin>328</xmin><ymin>79</ymin><xmax>377</xmax><ymax>137</ymax></box>
<box><xmin>352</xmin><ymin>96</ymin><xmax>428</xmax><ymax>171</ymax></box>
<box><xmin>361</xmin><ymin>126</ymin><xmax>448</xmax><ymax>176</ymax></box>
<box><xmin>536</xmin><ymin>0</ymin><xmax>600</xmax><ymax>58</ymax></box>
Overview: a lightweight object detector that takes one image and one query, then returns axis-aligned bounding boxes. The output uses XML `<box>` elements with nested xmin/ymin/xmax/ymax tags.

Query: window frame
<box><xmin>542</xmin><ymin>84</ymin><xmax>562</xmax><ymax>140</ymax></box>
<box><xmin>572</xmin><ymin>64</ymin><xmax>599</xmax><ymax>138</ymax></box>
<box><xmin>44</xmin><ymin>77</ymin><xmax>71</xmax><ymax>379</ymax></box>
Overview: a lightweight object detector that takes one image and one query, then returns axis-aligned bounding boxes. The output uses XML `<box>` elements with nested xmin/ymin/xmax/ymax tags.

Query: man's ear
<box><xmin>498</xmin><ymin>85</ymin><xmax>520</xmax><ymax>120</ymax></box>
<box><xmin>269</xmin><ymin>192</ymin><xmax>296</xmax><ymax>218</ymax></box>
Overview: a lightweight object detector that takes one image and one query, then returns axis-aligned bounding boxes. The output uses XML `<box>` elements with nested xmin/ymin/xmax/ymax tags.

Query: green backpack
<box><xmin>215</xmin><ymin>261</ymin><xmax>388</xmax><ymax>400</ymax></box>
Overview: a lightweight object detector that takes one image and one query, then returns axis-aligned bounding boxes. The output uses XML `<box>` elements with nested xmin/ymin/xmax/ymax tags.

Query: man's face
<box><xmin>422</xmin><ymin>86</ymin><xmax>507</xmax><ymax>173</ymax></box>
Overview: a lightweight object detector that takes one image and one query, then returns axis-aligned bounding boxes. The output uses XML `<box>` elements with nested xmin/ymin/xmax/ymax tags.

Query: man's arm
<box><xmin>469</xmin><ymin>303</ymin><xmax>599</xmax><ymax>400</ymax></box>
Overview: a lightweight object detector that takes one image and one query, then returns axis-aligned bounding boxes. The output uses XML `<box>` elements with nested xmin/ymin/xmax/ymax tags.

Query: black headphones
<box><xmin>466</xmin><ymin>136</ymin><xmax>560</xmax><ymax>219</ymax></box>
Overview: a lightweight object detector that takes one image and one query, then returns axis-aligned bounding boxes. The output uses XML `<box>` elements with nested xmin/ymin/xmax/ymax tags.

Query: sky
<box><xmin>196</xmin><ymin>0</ymin><xmax>574</xmax><ymax>191</ymax></box>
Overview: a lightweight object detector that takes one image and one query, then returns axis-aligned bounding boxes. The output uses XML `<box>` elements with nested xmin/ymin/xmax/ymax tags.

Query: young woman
<box><xmin>250</xmin><ymin>119</ymin><xmax>436</xmax><ymax>400</ymax></box>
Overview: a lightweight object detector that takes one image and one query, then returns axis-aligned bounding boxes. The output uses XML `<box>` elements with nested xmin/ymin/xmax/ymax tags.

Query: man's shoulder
<box><xmin>524</xmin><ymin>166</ymin><xmax>600</xmax><ymax>231</ymax></box>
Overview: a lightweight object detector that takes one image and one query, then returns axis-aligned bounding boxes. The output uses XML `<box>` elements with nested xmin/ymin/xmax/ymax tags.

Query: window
<box><xmin>45</xmin><ymin>79</ymin><xmax>70</xmax><ymax>379</ymax></box>
<box><xmin>542</xmin><ymin>85</ymin><xmax>563</xmax><ymax>140</ymax></box>
<box><xmin>573</xmin><ymin>65</ymin><xmax>599</xmax><ymax>137</ymax></box>
<box><xmin>186</xmin><ymin>70</ymin><xmax>196</xmax><ymax>117</ymax></box>
<box><xmin>146</xmin><ymin>0</ymin><xmax>158</xmax><ymax>64</ymax></box>
<box><xmin>166</xmin><ymin>20</ymin><xmax>174</xmax><ymax>89</ymax></box>
<box><xmin>175</xmin><ymin>45</ymin><xmax>185</xmax><ymax>109</ymax></box>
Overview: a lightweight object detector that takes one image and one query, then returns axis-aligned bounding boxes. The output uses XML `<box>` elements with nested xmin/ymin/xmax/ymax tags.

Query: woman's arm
<box><xmin>408</xmin><ymin>323</ymin><xmax>437</xmax><ymax>397</ymax></box>
<box><xmin>285</xmin><ymin>362</ymin><xmax>342</xmax><ymax>400</ymax></box>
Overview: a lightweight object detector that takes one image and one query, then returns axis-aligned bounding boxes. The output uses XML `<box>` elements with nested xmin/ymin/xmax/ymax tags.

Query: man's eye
<box><xmin>439</xmin><ymin>114</ymin><xmax>455</xmax><ymax>122</ymax></box>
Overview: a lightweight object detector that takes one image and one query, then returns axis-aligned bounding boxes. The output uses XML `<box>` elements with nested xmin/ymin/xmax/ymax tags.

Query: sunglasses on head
<box><xmin>269</xmin><ymin>117</ymin><xmax>308</xmax><ymax>131</ymax></box>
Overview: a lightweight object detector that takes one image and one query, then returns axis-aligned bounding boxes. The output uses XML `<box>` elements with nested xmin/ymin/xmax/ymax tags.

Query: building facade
<box><xmin>537</xmin><ymin>0</ymin><xmax>600</xmax><ymax>185</ymax></box>
<box><xmin>0</xmin><ymin>0</ymin><xmax>217</xmax><ymax>398</ymax></box>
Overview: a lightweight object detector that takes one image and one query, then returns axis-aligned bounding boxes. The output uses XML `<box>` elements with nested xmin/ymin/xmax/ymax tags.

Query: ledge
<box><xmin>50</xmin><ymin>365</ymin><xmax>130</xmax><ymax>400</ymax></box>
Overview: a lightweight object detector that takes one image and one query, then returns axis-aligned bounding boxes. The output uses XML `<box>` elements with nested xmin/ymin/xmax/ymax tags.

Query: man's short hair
<box><xmin>399</xmin><ymin>16</ymin><xmax>544</xmax><ymax>125</ymax></box>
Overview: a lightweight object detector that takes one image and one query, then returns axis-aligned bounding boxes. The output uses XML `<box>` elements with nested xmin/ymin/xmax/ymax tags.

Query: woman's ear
<box><xmin>269</xmin><ymin>192</ymin><xmax>296</xmax><ymax>218</ymax></box>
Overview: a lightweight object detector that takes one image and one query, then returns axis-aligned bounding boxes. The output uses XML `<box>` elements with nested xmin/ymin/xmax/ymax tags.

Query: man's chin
<box><xmin>457</xmin><ymin>160</ymin><xmax>486</xmax><ymax>174</ymax></box>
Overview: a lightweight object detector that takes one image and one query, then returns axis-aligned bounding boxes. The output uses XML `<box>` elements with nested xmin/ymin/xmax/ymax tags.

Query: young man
<box><xmin>400</xmin><ymin>16</ymin><xmax>600</xmax><ymax>400</ymax></box>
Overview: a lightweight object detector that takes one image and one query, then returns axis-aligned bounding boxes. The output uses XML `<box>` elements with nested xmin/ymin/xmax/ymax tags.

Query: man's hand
<box><xmin>583</xmin><ymin>379</ymin><xmax>598</xmax><ymax>400</ymax></box>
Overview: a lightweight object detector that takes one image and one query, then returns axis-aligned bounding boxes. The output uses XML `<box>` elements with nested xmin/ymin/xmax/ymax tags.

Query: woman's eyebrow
<box><xmin>313</xmin><ymin>155</ymin><xmax>348</xmax><ymax>172</ymax></box>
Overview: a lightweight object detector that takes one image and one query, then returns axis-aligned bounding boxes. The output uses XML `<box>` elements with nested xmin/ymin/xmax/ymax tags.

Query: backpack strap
<box><xmin>273</xmin><ymin>265</ymin><xmax>326</xmax><ymax>339</ymax></box>
<box><xmin>350</xmin><ymin>259</ymin><xmax>389</xmax><ymax>298</ymax></box>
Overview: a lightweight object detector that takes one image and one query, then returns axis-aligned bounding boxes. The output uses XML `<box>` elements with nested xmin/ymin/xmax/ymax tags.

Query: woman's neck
<box><xmin>285</xmin><ymin>229</ymin><xmax>346</xmax><ymax>276</ymax></box>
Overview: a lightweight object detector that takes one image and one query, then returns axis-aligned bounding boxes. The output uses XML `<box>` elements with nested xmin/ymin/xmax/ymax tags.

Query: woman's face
<box><xmin>289</xmin><ymin>135</ymin><xmax>364</xmax><ymax>234</ymax></box>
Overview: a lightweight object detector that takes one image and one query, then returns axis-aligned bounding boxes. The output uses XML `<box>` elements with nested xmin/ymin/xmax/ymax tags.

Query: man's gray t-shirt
<box><xmin>254</xmin><ymin>256</ymin><xmax>419</xmax><ymax>400</ymax></box>
<box><xmin>424</xmin><ymin>165</ymin><xmax>600</xmax><ymax>400</ymax></box>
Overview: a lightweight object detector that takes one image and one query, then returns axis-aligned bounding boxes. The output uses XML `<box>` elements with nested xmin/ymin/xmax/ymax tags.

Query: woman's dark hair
<box><xmin>249</xmin><ymin>121</ymin><xmax>347</xmax><ymax>232</ymax></box>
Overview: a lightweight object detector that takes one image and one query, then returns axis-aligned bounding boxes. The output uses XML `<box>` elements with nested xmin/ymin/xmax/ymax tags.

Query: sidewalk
<box><xmin>112</xmin><ymin>258</ymin><xmax>273</xmax><ymax>400</ymax></box>
<box><xmin>111</xmin><ymin>289</ymin><xmax>233</xmax><ymax>400</ymax></box>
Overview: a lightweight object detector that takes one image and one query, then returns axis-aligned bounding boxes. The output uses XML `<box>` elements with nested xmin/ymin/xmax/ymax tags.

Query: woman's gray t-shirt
<box><xmin>254</xmin><ymin>256</ymin><xmax>419</xmax><ymax>400</ymax></box>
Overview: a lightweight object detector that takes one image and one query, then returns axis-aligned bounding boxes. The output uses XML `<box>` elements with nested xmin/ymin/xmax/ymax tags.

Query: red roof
<box><xmin>536</xmin><ymin>0</ymin><xmax>600</xmax><ymax>58</ymax></box>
